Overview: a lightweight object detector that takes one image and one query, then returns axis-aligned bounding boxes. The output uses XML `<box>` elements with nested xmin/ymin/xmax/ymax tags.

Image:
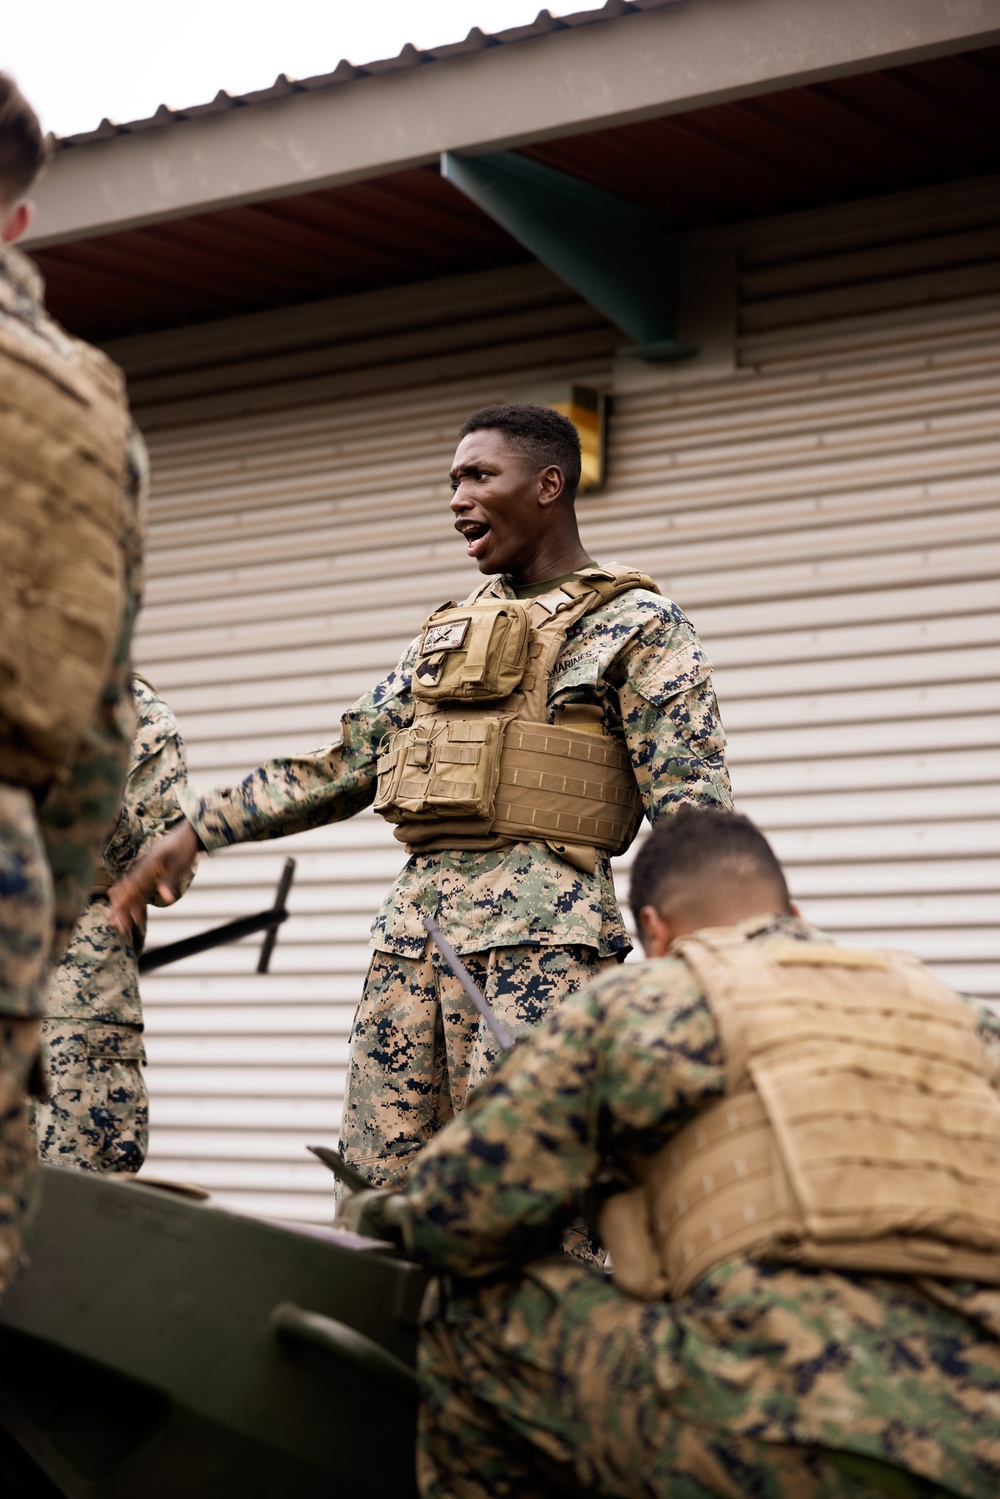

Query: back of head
<box><xmin>0</xmin><ymin>74</ymin><xmax>47</xmax><ymax>208</ymax></box>
<box><xmin>459</xmin><ymin>403</ymin><xmax>582</xmax><ymax>501</ymax></box>
<box><xmin>629</xmin><ymin>806</ymin><xmax>791</xmax><ymax>936</ymax></box>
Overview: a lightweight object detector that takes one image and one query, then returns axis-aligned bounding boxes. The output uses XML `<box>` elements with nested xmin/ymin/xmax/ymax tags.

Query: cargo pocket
<box><xmin>86</xmin><ymin>1024</ymin><xmax>146</xmax><ymax>1064</ymax></box>
<box><xmin>631</xmin><ymin>637</ymin><xmax>713</xmax><ymax>707</ymax></box>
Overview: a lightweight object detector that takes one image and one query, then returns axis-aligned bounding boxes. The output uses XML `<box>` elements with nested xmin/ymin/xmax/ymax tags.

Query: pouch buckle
<box><xmin>408</xmin><ymin>741</ymin><xmax>433</xmax><ymax>772</ymax></box>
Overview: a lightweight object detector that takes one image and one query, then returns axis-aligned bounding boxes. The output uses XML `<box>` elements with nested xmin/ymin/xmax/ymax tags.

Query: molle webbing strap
<box><xmin>90</xmin><ymin>860</ymin><xmax>113</xmax><ymax>896</ymax></box>
<box><xmin>490</xmin><ymin>722</ymin><xmax>640</xmax><ymax>850</ymax></box>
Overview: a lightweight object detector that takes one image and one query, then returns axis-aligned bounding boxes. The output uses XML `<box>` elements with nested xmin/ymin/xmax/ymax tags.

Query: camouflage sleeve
<box><xmin>402</xmin><ymin>959</ymin><xmax>725</xmax><ymax>1276</ymax></box>
<box><xmin>971</xmin><ymin>1000</ymin><xmax>1000</xmax><ymax>1089</ymax></box>
<box><xmin>36</xmin><ymin>423</ymin><xmax>147</xmax><ymax>965</ymax></box>
<box><xmin>180</xmin><ymin>645</ymin><xmax>417</xmax><ymax>852</ymax></box>
<box><xmin>612</xmin><ymin>603</ymin><xmax>732</xmax><ymax>821</ymax></box>
<box><xmin>104</xmin><ymin>688</ymin><xmax>191</xmax><ymax>897</ymax></box>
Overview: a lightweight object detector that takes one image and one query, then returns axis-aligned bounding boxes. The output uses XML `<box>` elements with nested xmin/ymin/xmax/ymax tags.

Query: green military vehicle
<box><xmin>0</xmin><ymin>1164</ymin><xmax>425</xmax><ymax>1498</ymax></box>
<box><xmin>0</xmin><ymin>867</ymin><xmax>454</xmax><ymax>1497</ymax></box>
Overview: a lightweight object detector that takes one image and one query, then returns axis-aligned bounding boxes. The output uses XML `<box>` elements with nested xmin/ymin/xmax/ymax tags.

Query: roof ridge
<box><xmin>53</xmin><ymin>0</ymin><xmax>684</xmax><ymax>148</ymax></box>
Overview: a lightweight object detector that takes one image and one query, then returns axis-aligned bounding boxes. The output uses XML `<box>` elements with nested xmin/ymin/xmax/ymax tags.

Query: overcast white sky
<box><xmin>5</xmin><ymin>0</ymin><xmax>608</xmax><ymax>139</ymax></box>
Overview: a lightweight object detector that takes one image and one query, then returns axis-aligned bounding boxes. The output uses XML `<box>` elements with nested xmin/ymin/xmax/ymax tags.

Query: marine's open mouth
<box><xmin>456</xmin><ymin>520</ymin><xmax>491</xmax><ymax>556</ymax></box>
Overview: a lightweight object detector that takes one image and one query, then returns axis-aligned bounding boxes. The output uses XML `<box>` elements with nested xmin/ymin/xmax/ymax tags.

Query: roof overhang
<box><xmin>25</xmin><ymin>0</ymin><xmax>1000</xmax><ymax>250</ymax></box>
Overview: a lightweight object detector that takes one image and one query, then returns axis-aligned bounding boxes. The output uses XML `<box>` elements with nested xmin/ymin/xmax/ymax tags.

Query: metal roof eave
<box><xmin>25</xmin><ymin>0</ymin><xmax>1000</xmax><ymax>251</ymax></box>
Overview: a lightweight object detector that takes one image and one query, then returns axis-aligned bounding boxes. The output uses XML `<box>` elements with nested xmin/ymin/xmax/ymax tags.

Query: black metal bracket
<box><xmin>138</xmin><ymin>858</ymin><xmax>296</xmax><ymax>975</ymax></box>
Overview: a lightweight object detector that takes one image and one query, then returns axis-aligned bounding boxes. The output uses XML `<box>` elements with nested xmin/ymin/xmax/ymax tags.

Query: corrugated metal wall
<box><xmin>116</xmin><ymin>178</ymin><xmax>1000</xmax><ymax>1223</ymax></box>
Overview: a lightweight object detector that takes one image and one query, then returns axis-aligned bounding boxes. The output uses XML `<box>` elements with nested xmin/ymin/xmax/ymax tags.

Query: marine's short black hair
<box><xmin>0</xmin><ymin>74</ymin><xmax>48</xmax><ymax>202</ymax></box>
<box><xmin>629</xmin><ymin>806</ymin><xmax>791</xmax><ymax>930</ymax></box>
<box><xmin>459</xmin><ymin>403</ymin><xmax>582</xmax><ymax>501</ymax></box>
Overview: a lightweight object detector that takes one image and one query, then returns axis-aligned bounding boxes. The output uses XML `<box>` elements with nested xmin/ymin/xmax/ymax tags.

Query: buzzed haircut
<box><xmin>459</xmin><ymin>403</ymin><xmax>582</xmax><ymax>501</ymax></box>
<box><xmin>0</xmin><ymin>74</ymin><xmax>48</xmax><ymax>203</ymax></box>
<box><xmin>629</xmin><ymin>806</ymin><xmax>791</xmax><ymax>929</ymax></box>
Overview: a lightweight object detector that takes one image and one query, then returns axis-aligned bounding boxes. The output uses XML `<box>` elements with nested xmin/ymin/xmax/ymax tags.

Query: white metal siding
<box><xmin>120</xmin><ymin>185</ymin><xmax>1000</xmax><ymax>1223</ymax></box>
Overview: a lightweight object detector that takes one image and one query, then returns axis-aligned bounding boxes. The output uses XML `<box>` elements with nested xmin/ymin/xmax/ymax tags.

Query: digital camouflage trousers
<box><xmin>417</xmin><ymin>1258</ymin><xmax>961</xmax><ymax>1499</ymax></box>
<box><xmin>339</xmin><ymin>943</ymin><xmax>611</xmax><ymax>1188</ymax></box>
<box><xmin>0</xmin><ymin>1016</ymin><xmax>42</xmax><ymax>1297</ymax></box>
<box><xmin>31</xmin><ymin>1020</ymin><xmax>148</xmax><ymax>1173</ymax></box>
<box><xmin>0</xmin><ymin>787</ymin><xmax>51</xmax><ymax>1298</ymax></box>
<box><xmin>0</xmin><ymin>786</ymin><xmax>54</xmax><ymax>1020</ymax></box>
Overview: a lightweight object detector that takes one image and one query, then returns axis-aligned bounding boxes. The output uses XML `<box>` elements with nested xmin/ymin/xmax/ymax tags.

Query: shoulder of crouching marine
<box><xmin>965</xmin><ymin>994</ymin><xmax>1000</xmax><ymax>1085</ymax></box>
<box><xmin>577</xmin><ymin>956</ymin><xmax>727</xmax><ymax>1117</ymax></box>
<box><xmin>596</xmin><ymin>950</ymin><xmax>713</xmax><ymax>1029</ymax></box>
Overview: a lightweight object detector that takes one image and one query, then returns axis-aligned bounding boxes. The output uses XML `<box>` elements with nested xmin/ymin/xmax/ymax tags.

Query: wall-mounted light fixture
<box><xmin>554</xmin><ymin>384</ymin><xmax>605</xmax><ymax>494</ymax></box>
<box><xmin>511</xmin><ymin>381</ymin><xmax>606</xmax><ymax>494</ymax></box>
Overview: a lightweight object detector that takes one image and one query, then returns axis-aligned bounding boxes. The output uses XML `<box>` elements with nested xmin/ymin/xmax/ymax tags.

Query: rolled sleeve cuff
<box><xmin>176</xmin><ymin>785</ymin><xmax>250</xmax><ymax>853</ymax></box>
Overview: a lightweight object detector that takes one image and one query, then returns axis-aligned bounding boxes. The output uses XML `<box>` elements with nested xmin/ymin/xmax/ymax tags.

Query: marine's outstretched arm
<box><xmin>109</xmin><ymin>819</ymin><xmax>202</xmax><ymax>932</ymax></box>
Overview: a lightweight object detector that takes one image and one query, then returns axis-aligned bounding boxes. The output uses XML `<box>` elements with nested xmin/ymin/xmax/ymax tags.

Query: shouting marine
<box><xmin>113</xmin><ymin>403</ymin><xmax>731</xmax><ymax>1192</ymax></box>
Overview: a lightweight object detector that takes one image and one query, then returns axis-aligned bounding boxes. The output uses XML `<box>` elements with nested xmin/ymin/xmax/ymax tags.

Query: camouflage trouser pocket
<box><xmin>32</xmin><ymin>1021</ymin><xmax>148</xmax><ymax>1173</ymax></box>
<box><xmin>85</xmin><ymin>1023</ymin><xmax>146</xmax><ymax>1063</ymax></box>
<box><xmin>39</xmin><ymin>1020</ymin><xmax>146</xmax><ymax>1068</ymax></box>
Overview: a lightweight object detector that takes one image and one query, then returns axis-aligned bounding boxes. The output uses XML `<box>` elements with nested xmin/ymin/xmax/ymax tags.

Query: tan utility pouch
<box><xmin>412</xmin><ymin>600</ymin><xmax>531</xmax><ymax>702</ymax></box>
<box><xmin>373</xmin><ymin>717</ymin><xmax>507</xmax><ymax>822</ymax></box>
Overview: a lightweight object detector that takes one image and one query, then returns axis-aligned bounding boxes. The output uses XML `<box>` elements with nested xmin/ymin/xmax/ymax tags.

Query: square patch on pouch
<box><xmin>421</xmin><ymin>618</ymin><xmax>470</xmax><ymax>654</ymax></box>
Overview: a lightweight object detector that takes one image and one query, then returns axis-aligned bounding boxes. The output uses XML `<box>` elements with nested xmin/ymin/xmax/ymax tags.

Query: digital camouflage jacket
<box><xmin>179</xmin><ymin>573</ymin><xmax>731</xmax><ymax>958</ymax></box>
<box><xmin>401</xmin><ymin>913</ymin><xmax>1000</xmax><ymax>1496</ymax></box>
<box><xmin>47</xmin><ymin>678</ymin><xmax>190</xmax><ymax>1029</ymax></box>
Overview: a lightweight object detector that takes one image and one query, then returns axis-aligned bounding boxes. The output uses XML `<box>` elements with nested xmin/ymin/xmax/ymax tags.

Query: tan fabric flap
<box><xmin>86</xmin><ymin>1024</ymin><xmax>146</xmax><ymax>1061</ymax></box>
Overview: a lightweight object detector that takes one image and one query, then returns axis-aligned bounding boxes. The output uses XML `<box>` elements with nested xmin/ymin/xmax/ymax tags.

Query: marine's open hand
<box><xmin>109</xmin><ymin>819</ymin><xmax>203</xmax><ymax>933</ymax></box>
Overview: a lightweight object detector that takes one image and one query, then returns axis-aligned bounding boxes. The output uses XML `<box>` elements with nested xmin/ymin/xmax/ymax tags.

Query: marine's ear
<box><xmin>536</xmin><ymin>462</ymin><xmax>566</xmax><ymax>507</ymax></box>
<box><xmin>638</xmin><ymin>905</ymin><xmax>674</xmax><ymax>959</ymax></box>
<box><xmin>1</xmin><ymin>200</ymin><xmax>34</xmax><ymax>245</ymax></box>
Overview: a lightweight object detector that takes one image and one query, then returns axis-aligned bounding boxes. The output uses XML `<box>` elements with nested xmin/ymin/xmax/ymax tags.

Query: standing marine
<box><xmin>112</xmin><ymin>403</ymin><xmax>731</xmax><ymax>1191</ymax></box>
<box><xmin>0</xmin><ymin>75</ymin><xmax>145</xmax><ymax>1291</ymax></box>
<box><xmin>32</xmin><ymin>679</ymin><xmax>191</xmax><ymax>1173</ymax></box>
<box><xmin>345</xmin><ymin>807</ymin><xmax>1000</xmax><ymax>1499</ymax></box>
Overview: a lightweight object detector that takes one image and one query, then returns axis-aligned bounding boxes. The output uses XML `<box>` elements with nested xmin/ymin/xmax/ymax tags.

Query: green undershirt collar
<box><xmin>510</xmin><ymin>565</ymin><xmax>594</xmax><ymax>600</ymax></box>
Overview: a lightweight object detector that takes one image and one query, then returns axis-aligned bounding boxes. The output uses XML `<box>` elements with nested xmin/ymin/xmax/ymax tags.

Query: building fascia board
<box><xmin>27</xmin><ymin>0</ymin><xmax>1000</xmax><ymax>249</ymax></box>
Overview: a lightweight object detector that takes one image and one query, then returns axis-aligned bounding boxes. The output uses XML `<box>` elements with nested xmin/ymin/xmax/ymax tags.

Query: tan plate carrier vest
<box><xmin>373</xmin><ymin>565</ymin><xmax>657</xmax><ymax>873</ymax></box>
<box><xmin>0</xmin><ymin>307</ymin><xmax>129</xmax><ymax>786</ymax></box>
<box><xmin>601</xmin><ymin>930</ymin><xmax>1000</xmax><ymax>1301</ymax></box>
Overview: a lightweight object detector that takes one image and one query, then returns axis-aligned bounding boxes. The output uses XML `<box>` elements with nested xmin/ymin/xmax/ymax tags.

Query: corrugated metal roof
<box><xmin>55</xmin><ymin>0</ymin><xmax>685</xmax><ymax>148</ymax></box>
<box><xmin>33</xmin><ymin>44</ymin><xmax>1000</xmax><ymax>344</ymax></box>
